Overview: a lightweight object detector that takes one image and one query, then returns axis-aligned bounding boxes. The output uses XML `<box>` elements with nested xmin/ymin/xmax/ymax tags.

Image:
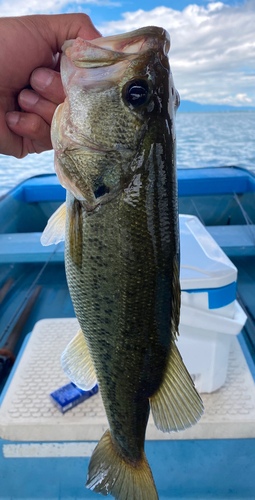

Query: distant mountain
<box><xmin>178</xmin><ymin>100</ymin><xmax>255</xmax><ymax>112</ymax></box>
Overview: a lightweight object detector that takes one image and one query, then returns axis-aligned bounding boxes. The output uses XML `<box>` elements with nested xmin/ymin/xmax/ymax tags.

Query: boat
<box><xmin>0</xmin><ymin>165</ymin><xmax>254</xmax><ymax>499</ymax></box>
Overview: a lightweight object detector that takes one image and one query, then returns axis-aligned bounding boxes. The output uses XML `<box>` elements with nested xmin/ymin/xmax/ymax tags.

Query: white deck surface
<box><xmin>0</xmin><ymin>318</ymin><xmax>255</xmax><ymax>442</ymax></box>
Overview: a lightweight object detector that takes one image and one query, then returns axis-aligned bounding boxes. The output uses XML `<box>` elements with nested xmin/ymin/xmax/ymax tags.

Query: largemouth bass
<box><xmin>41</xmin><ymin>26</ymin><xmax>203</xmax><ymax>500</ymax></box>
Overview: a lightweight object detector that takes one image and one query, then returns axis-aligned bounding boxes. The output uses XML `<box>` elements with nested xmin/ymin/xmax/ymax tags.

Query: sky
<box><xmin>0</xmin><ymin>0</ymin><xmax>254</xmax><ymax>107</ymax></box>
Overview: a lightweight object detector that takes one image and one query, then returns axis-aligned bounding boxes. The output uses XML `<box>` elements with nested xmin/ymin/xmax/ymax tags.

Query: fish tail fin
<box><xmin>86</xmin><ymin>430</ymin><xmax>158</xmax><ymax>500</ymax></box>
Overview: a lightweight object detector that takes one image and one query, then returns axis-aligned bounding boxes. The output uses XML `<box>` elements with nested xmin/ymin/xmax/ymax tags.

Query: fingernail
<box><xmin>6</xmin><ymin>112</ymin><xmax>19</xmax><ymax>127</ymax></box>
<box><xmin>19</xmin><ymin>90</ymin><xmax>39</xmax><ymax>107</ymax></box>
<box><xmin>31</xmin><ymin>68</ymin><xmax>54</xmax><ymax>90</ymax></box>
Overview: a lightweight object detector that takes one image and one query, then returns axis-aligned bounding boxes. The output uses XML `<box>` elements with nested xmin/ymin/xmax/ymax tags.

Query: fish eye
<box><xmin>123</xmin><ymin>79</ymin><xmax>150</xmax><ymax>108</ymax></box>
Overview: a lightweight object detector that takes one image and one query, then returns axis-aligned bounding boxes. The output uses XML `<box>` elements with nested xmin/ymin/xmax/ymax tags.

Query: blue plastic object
<box><xmin>50</xmin><ymin>383</ymin><xmax>98</xmax><ymax>413</ymax></box>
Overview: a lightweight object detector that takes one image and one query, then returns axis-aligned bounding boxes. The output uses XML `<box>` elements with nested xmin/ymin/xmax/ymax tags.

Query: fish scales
<box><xmin>65</xmin><ymin>148</ymin><xmax>175</xmax><ymax>460</ymax></box>
<box><xmin>42</xmin><ymin>26</ymin><xmax>204</xmax><ymax>500</ymax></box>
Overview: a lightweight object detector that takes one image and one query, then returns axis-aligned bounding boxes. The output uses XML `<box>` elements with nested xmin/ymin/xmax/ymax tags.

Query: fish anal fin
<box><xmin>150</xmin><ymin>339</ymin><xmax>204</xmax><ymax>432</ymax></box>
<box><xmin>61</xmin><ymin>328</ymin><xmax>97</xmax><ymax>391</ymax></box>
<box><xmin>86</xmin><ymin>430</ymin><xmax>158</xmax><ymax>500</ymax></box>
<box><xmin>41</xmin><ymin>202</ymin><xmax>66</xmax><ymax>246</ymax></box>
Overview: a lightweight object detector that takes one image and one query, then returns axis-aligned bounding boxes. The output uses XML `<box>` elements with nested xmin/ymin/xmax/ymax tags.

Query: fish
<box><xmin>41</xmin><ymin>26</ymin><xmax>204</xmax><ymax>500</ymax></box>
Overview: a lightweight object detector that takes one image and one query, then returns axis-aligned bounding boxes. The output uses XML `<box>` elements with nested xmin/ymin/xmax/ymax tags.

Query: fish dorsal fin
<box><xmin>41</xmin><ymin>202</ymin><xmax>66</xmax><ymax>246</ymax></box>
<box><xmin>150</xmin><ymin>338</ymin><xmax>204</xmax><ymax>432</ymax></box>
<box><xmin>61</xmin><ymin>328</ymin><xmax>97</xmax><ymax>391</ymax></box>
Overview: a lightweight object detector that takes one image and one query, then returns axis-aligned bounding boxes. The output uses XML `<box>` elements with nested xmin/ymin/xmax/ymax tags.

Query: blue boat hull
<box><xmin>0</xmin><ymin>166</ymin><xmax>255</xmax><ymax>499</ymax></box>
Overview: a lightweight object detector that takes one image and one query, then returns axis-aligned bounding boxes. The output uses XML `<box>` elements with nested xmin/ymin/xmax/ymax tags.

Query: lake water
<box><xmin>0</xmin><ymin>111</ymin><xmax>254</xmax><ymax>196</ymax></box>
<box><xmin>176</xmin><ymin>111</ymin><xmax>255</xmax><ymax>170</ymax></box>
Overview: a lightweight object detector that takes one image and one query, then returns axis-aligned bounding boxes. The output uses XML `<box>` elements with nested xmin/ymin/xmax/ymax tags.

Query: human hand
<box><xmin>1</xmin><ymin>14</ymin><xmax>100</xmax><ymax>158</ymax></box>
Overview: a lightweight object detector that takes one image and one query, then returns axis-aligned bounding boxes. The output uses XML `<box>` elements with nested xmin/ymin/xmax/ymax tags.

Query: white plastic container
<box><xmin>178</xmin><ymin>215</ymin><xmax>247</xmax><ymax>393</ymax></box>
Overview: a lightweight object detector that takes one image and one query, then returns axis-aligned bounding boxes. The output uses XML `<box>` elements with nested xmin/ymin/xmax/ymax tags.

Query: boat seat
<box><xmin>207</xmin><ymin>225</ymin><xmax>255</xmax><ymax>256</ymax></box>
<box><xmin>0</xmin><ymin>225</ymin><xmax>254</xmax><ymax>263</ymax></box>
<box><xmin>0</xmin><ymin>233</ymin><xmax>64</xmax><ymax>263</ymax></box>
<box><xmin>0</xmin><ymin>318</ymin><xmax>255</xmax><ymax>443</ymax></box>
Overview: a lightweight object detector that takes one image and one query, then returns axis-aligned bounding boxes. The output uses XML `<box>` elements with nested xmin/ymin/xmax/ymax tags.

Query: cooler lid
<box><xmin>180</xmin><ymin>215</ymin><xmax>237</xmax><ymax>290</ymax></box>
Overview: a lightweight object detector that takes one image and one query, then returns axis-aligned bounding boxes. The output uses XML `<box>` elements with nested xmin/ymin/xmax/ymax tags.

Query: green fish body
<box><xmin>42</xmin><ymin>26</ymin><xmax>203</xmax><ymax>500</ymax></box>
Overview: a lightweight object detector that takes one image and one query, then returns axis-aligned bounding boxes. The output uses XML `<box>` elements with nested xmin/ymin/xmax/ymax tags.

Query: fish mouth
<box><xmin>62</xmin><ymin>26</ymin><xmax>170</xmax><ymax>69</ymax></box>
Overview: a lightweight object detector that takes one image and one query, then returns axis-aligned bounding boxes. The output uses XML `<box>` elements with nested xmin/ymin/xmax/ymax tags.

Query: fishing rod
<box><xmin>0</xmin><ymin>286</ymin><xmax>42</xmax><ymax>381</ymax></box>
<box><xmin>0</xmin><ymin>244</ymin><xmax>59</xmax><ymax>383</ymax></box>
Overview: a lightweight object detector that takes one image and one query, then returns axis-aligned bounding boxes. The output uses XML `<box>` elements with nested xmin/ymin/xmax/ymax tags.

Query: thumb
<box><xmin>40</xmin><ymin>13</ymin><xmax>101</xmax><ymax>53</ymax></box>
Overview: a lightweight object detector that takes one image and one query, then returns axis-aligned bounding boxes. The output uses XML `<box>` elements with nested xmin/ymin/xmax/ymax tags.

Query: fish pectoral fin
<box><xmin>40</xmin><ymin>202</ymin><xmax>66</xmax><ymax>246</ymax></box>
<box><xmin>150</xmin><ymin>339</ymin><xmax>204</xmax><ymax>432</ymax></box>
<box><xmin>86</xmin><ymin>430</ymin><xmax>158</xmax><ymax>500</ymax></box>
<box><xmin>61</xmin><ymin>328</ymin><xmax>97</xmax><ymax>391</ymax></box>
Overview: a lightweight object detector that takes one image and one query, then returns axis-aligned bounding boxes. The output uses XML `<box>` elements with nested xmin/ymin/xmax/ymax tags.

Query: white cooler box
<box><xmin>179</xmin><ymin>215</ymin><xmax>247</xmax><ymax>393</ymax></box>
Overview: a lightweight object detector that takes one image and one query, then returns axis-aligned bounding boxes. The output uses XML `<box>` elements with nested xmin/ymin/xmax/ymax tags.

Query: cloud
<box><xmin>98</xmin><ymin>1</ymin><xmax>255</xmax><ymax>107</ymax></box>
<box><xmin>222</xmin><ymin>93</ymin><xmax>252</xmax><ymax>104</ymax></box>
<box><xmin>0</xmin><ymin>0</ymin><xmax>119</xmax><ymax>17</ymax></box>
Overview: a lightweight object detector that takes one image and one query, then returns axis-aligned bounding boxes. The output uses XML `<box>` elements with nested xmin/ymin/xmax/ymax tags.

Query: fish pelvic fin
<box><xmin>40</xmin><ymin>202</ymin><xmax>66</xmax><ymax>246</ymax></box>
<box><xmin>86</xmin><ymin>430</ymin><xmax>159</xmax><ymax>500</ymax></box>
<box><xmin>150</xmin><ymin>338</ymin><xmax>204</xmax><ymax>432</ymax></box>
<box><xmin>61</xmin><ymin>328</ymin><xmax>97</xmax><ymax>390</ymax></box>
